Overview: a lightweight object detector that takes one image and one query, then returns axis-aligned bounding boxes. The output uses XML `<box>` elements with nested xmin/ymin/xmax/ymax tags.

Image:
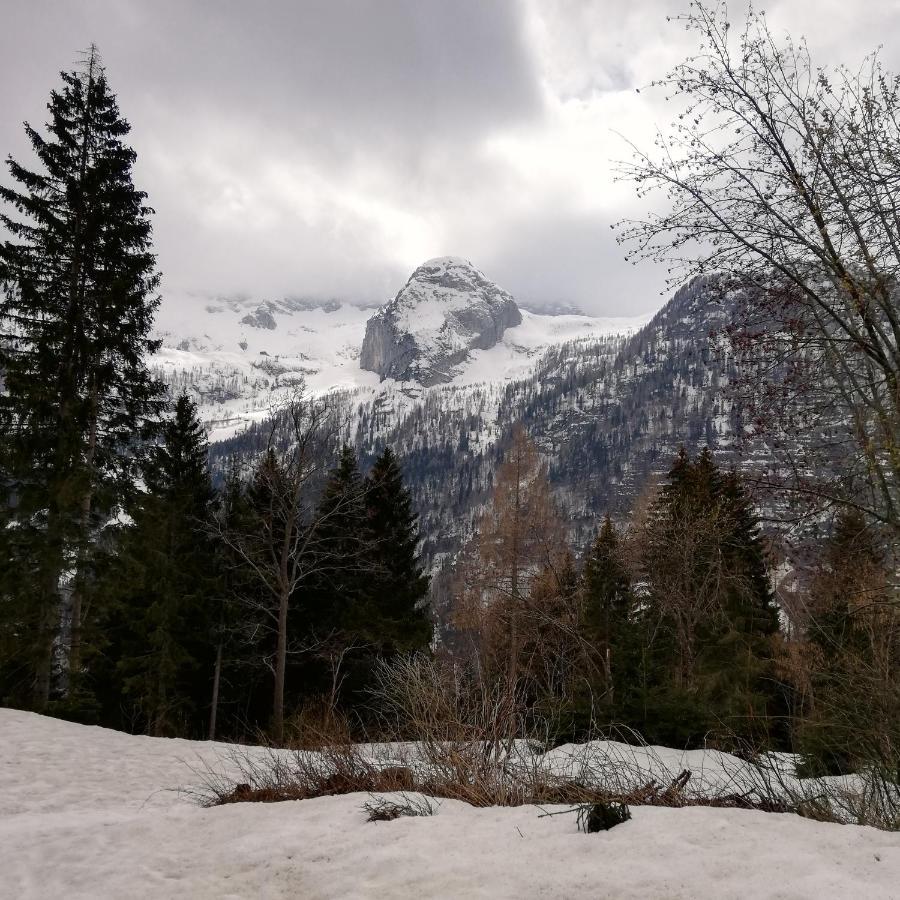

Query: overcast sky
<box><xmin>2</xmin><ymin>1</ymin><xmax>899</xmax><ymax>315</ymax></box>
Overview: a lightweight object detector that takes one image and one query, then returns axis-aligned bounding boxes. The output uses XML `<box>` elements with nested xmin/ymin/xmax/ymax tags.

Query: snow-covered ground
<box><xmin>2</xmin><ymin>709</ymin><xmax>898</xmax><ymax>899</ymax></box>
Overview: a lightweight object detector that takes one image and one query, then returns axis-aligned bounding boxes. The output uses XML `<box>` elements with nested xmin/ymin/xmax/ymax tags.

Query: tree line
<box><xmin>449</xmin><ymin>428</ymin><xmax>897</xmax><ymax>775</ymax></box>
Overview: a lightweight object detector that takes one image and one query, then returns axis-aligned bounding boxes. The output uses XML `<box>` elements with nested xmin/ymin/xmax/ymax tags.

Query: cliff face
<box><xmin>360</xmin><ymin>257</ymin><xmax>522</xmax><ymax>386</ymax></box>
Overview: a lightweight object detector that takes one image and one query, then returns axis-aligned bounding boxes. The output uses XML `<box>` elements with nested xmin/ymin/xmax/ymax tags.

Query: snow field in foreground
<box><xmin>1</xmin><ymin>709</ymin><xmax>898</xmax><ymax>899</ymax></box>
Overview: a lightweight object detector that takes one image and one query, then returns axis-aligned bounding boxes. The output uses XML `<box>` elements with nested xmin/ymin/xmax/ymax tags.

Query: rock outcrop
<box><xmin>239</xmin><ymin>303</ymin><xmax>278</xmax><ymax>330</ymax></box>
<box><xmin>360</xmin><ymin>257</ymin><xmax>522</xmax><ymax>386</ymax></box>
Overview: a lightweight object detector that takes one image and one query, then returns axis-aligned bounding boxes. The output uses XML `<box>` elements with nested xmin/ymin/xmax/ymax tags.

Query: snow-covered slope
<box><xmin>3</xmin><ymin>709</ymin><xmax>897</xmax><ymax>899</ymax></box>
<box><xmin>151</xmin><ymin>270</ymin><xmax>648</xmax><ymax>442</ymax></box>
<box><xmin>152</xmin><ymin>293</ymin><xmax>380</xmax><ymax>440</ymax></box>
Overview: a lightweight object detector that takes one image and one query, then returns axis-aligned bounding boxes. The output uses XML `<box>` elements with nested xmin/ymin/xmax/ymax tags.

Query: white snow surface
<box><xmin>2</xmin><ymin>709</ymin><xmax>899</xmax><ymax>899</ymax></box>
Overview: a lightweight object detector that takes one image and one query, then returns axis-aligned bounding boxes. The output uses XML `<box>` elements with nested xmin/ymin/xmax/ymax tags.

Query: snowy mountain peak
<box><xmin>360</xmin><ymin>257</ymin><xmax>522</xmax><ymax>386</ymax></box>
<box><xmin>418</xmin><ymin>255</ymin><xmax>473</xmax><ymax>268</ymax></box>
<box><xmin>391</xmin><ymin>257</ymin><xmax>514</xmax><ymax>315</ymax></box>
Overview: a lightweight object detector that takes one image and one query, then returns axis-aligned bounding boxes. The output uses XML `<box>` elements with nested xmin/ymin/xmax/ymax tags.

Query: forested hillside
<box><xmin>211</xmin><ymin>277</ymin><xmax>747</xmax><ymax>567</ymax></box>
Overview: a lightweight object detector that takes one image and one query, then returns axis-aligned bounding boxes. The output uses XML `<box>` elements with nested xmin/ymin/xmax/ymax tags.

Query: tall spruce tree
<box><xmin>310</xmin><ymin>445</ymin><xmax>369</xmax><ymax>640</ymax></box>
<box><xmin>300</xmin><ymin>446</ymin><xmax>431</xmax><ymax>714</ymax></box>
<box><xmin>807</xmin><ymin>509</ymin><xmax>879</xmax><ymax>663</ymax></box>
<box><xmin>580</xmin><ymin>516</ymin><xmax>638</xmax><ymax>714</ymax></box>
<box><xmin>640</xmin><ymin>448</ymin><xmax>783</xmax><ymax>747</ymax></box>
<box><xmin>105</xmin><ymin>395</ymin><xmax>218</xmax><ymax>736</ymax></box>
<box><xmin>207</xmin><ymin>460</ymin><xmax>249</xmax><ymax>740</ymax></box>
<box><xmin>363</xmin><ymin>447</ymin><xmax>431</xmax><ymax>654</ymax></box>
<box><xmin>301</xmin><ymin>445</ymin><xmax>375</xmax><ymax>713</ymax></box>
<box><xmin>0</xmin><ymin>47</ymin><xmax>163</xmax><ymax>706</ymax></box>
<box><xmin>709</xmin><ymin>463</ymin><xmax>783</xmax><ymax>746</ymax></box>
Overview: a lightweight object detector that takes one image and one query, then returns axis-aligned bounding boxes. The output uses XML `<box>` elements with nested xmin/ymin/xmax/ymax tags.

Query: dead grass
<box><xmin>197</xmin><ymin>741</ymin><xmax>797</xmax><ymax>817</ymax></box>
<box><xmin>363</xmin><ymin>793</ymin><xmax>437</xmax><ymax>822</ymax></box>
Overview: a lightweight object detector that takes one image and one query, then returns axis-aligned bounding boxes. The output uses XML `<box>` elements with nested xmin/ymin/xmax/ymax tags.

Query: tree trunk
<box><xmin>68</xmin><ymin>384</ymin><xmax>98</xmax><ymax>692</ymax></box>
<box><xmin>67</xmin><ymin>490</ymin><xmax>92</xmax><ymax>691</ymax></box>
<box><xmin>506</xmin><ymin>593</ymin><xmax>518</xmax><ymax>735</ymax></box>
<box><xmin>273</xmin><ymin>586</ymin><xmax>289</xmax><ymax>743</ymax></box>
<box><xmin>506</xmin><ymin>456</ymin><xmax>522</xmax><ymax>740</ymax></box>
<box><xmin>153</xmin><ymin>659</ymin><xmax>167</xmax><ymax>737</ymax></box>
<box><xmin>604</xmin><ymin>645</ymin><xmax>614</xmax><ymax>704</ymax></box>
<box><xmin>34</xmin><ymin>506</ymin><xmax>65</xmax><ymax>709</ymax></box>
<box><xmin>55</xmin><ymin>65</ymin><xmax>97</xmax><ymax>700</ymax></box>
<box><xmin>209</xmin><ymin>640</ymin><xmax>223</xmax><ymax>741</ymax></box>
<box><xmin>34</xmin><ymin>565</ymin><xmax>61</xmax><ymax>709</ymax></box>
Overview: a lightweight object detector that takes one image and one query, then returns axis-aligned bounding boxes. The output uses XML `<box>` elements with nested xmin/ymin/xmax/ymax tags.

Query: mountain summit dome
<box><xmin>359</xmin><ymin>257</ymin><xmax>522</xmax><ymax>386</ymax></box>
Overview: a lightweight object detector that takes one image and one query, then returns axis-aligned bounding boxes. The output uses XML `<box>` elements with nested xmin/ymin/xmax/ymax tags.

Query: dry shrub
<box><xmin>189</xmin><ymin>654</ymin><xmax>898</xmax><ymax>830</ymax></box>
<box><xmin>282</xmin><ymin>700</ymin><xmax>356</xmax><ymax>750</ymax></box>
<box><xmin>363</xmin><ymin>793</ymin><xmax>436</xmax><ymax>822</ymax></box>
<box><xmin>202</xmin><ymin>745</ymin><xmax>422</xmax><ymax>806</ymax></box>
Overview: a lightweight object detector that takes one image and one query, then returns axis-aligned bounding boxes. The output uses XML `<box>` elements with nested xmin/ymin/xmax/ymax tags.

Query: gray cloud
<box><xmin>2</xmin><ymin>1</ymin><xmax>899</xmax><ymax>314</ymax></box>
<box><xmin>478</xmin><ymin>211</ymin><xmax>669</xmax><ymax>316</ymax></box>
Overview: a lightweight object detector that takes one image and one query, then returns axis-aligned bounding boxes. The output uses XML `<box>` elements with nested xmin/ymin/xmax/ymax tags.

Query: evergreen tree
<box><xmin>299</xmin><ymin>446</ymin><xmax>431</xmax><ymax>715</ymax></box>
<box><xmin>105</xmin><ymin>395</ymin><xmax>218</xmax><ymax>736</ymax></box>
<box><xmin>639</xmin><ymin>448</ymin><xmax>783</xmax><ymax>747</ymax></box>
<box><xmin>363</xmin><ymin>447</ymin><xmax>431</xmax><ymax>654</ymax></box>
<box><xmin>580</xmin><ymin>516</ymin><xmax>638</xmax><ymax>716</ymax></box>
<box><xmin>708</xmin><ymin>467</ymin><xmax>784</xmax><ymax>744</ymax></box>
<box><xmin>0</xmin><ymin>47</ymin><xmax>163</xmax><ymax>706</ymax></box>
<box><xmin>207</xmin><ymin>460</ymin><xmax>252</xmax><ymax>740</ymax></box>
<box><xmin>807</xmin><ymin>509</ymin><xmax>878</xmax><ymax>662</ymax></box>
<box><xmin>309</xmin><ymin>445</ymin><xmax>369</xmax><ymax>639</ymax></box>
<box><xmin>0</xmin><ymin>499</ymin><xmax>41</xmax><ymax>706</ymax></box>
<box><xmin>214</xmin><ymin>450</ymin><xmax>292</xmax><ymax>736</ymax></box>
<box><xmin>299</xmin><ymin>445</ymin><xmax>376</xmax><ymax>713</ymax></box>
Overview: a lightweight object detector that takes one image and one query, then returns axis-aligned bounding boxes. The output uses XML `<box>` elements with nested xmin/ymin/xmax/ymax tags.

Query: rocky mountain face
<box><xmin>359</xmin><ymin>257</ymin><xmax>522</xmax><ymax>386</ymax></box>
<box><xmin>239</xmin><ymin>304</ymin><xmax>278</xmax><ymax>330</ymax></box>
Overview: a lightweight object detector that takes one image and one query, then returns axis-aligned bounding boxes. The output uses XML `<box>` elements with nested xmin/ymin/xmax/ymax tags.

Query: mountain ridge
<box><xmin>151</xmin><ymin>260</ymin><xmax>648</xmax><ymax>441</ymax></box>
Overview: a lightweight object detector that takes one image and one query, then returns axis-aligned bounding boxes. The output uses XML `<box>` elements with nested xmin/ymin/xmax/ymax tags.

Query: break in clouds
<box><xmin>2</xmin><ymin>0</ymin><xmax>898</xmax><ymax>314</ymax></box>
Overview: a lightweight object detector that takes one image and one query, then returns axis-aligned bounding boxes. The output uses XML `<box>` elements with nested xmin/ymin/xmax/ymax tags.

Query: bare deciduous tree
<box><xmin>453</xmin><ymin>425</ymin><xmax>567</xmax><ymax>735</ymax></box>
<box><xmin>617</xmin><ymin>2</ymin><xmax>900</xmax><ymax>535</ymax></box>
<box><xmin>216</xmin><ymin>388</ymin><xmax>367</xmax><ymax>742</ymax></box>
